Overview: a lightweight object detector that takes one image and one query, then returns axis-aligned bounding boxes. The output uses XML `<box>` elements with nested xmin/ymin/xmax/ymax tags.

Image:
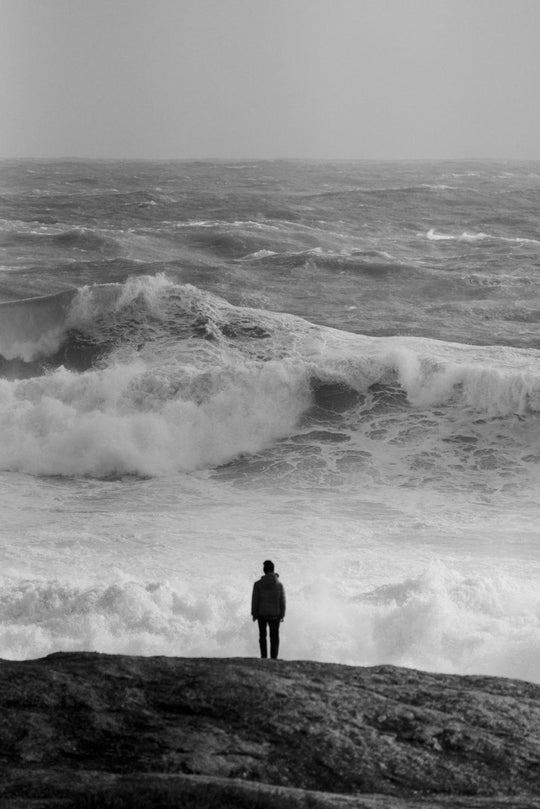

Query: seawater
<box><xmin>0</xmin><ymin>159</ymin><xmax>539</xmax><ymax>681</ymax></box>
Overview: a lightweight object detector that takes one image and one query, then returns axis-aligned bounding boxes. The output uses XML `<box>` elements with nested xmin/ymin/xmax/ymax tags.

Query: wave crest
<box><xmin>1</xmin><ymin>275</ymin><xmax>538</xmax><ymax>478</ymax></box>
<box><xmin>426</xmin><ymin>228</ymin><xmax>540</xmax><ymax>245</ymax></box>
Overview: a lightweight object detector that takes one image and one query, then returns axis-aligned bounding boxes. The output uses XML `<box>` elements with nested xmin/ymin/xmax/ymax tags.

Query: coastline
<box><xmin>1</xmin><ymin>653</ymin><xmax>540</xmax><ymax>808</ymax></box>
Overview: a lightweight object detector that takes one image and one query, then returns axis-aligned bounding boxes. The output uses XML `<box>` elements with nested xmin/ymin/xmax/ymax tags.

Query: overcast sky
<box><xmin>1</xmin><ymin>0</ymin><xmax>540</xmax><ymax>160</ymax></box>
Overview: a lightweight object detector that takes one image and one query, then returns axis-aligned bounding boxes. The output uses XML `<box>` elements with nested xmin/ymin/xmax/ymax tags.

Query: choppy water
<box><xmin>1</xmin><ymin>159</ymin><xmax>539</xmax><ymax>680</ymax></box>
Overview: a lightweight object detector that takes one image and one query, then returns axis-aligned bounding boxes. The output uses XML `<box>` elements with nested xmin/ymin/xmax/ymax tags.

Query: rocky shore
<box><xmin>1</xmin><ymin>652</ymin><xmax>540</xmax><ymax>808</ymax></box>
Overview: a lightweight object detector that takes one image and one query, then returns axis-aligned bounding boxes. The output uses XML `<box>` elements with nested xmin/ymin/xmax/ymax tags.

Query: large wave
<box><xmin>1</xmin><ymin>275</ymin><xmax>538</xmax><ymax>478</ymax></box>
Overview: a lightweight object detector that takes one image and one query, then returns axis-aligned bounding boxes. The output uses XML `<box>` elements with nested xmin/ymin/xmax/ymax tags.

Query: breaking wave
<box><xmin>0</xmin><ymin>359</ymin><xmax>311</xmax><ymax>477</ymax></box>
<box><xmin>0</xmin><ymin>275</ymin><xmax>538</xmax><ymax>478</ymax></box>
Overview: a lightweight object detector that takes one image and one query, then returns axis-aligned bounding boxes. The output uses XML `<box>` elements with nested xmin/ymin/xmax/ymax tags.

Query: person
<box><xmin>251</xmin><ymin>559</ymin><xmax>286</xmax><ymax>659</ymax></box>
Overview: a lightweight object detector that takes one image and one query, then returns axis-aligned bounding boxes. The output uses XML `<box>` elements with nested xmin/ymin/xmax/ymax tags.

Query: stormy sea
<box><xmin>0</xmin><ymin>158</ymin><xmax>539</xmax><ymax>681</ymax></box>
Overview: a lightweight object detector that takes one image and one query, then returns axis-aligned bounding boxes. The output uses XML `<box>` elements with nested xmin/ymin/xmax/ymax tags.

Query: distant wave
<box><xmin>419</xmin><ymin>184</ymin><xmax>457</xmax><ymax>191</ymax></box>
<box><xmin>305</xmin><ymin>184</ymin><xmax>460</xmax><ymax>200</ymax></box>
<box><xmin>242</xmin><ymin>246</ymin><xmax>408</xmax><ymax>276</ymax></box>
<box><xmin>242</xmin><ymin>249</ymin><xmax>278</xmax><ymax>260</ymax></box>
<box><xmin>425</xmin><ymin>228</ymin><xmax>540</xmax><ymax>245</ymax></box>
<box><xmin>51</xmin><ymin>228</ymin><xmax>123</xmax><ymax>252</ymax></box>
<box><xmin>165</xmin><ymin>218</ymin><xmax>313</xmax><ymax>261</ymax></box>
<box><xmin>177</xmin><ymin>219</ymin><xmax>281</xmax><ymax>231</ymax></box>
<box><xmin>0</xmin><ymin>225</ymin><xmax>124</xmax><ymax>255</ymax></box>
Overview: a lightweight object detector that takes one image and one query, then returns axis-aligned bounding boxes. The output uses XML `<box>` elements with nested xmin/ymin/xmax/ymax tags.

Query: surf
<box><xmin>2</xmin><ymin>562</ymin><xmax>540</xmax><ymax>683</ymax></box>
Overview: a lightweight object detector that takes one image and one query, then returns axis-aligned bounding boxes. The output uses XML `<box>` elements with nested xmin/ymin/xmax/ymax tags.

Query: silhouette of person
<box><xmin>251</xmin><ymin>559</ymin><xmax>286</xmax><ymax>659</ymax></box>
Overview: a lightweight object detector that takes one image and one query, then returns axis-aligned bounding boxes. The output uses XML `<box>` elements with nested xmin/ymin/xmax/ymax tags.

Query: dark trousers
<box><xmin>258</xmin><ymin>617</ymin><xmax>280</xmax><ymax>659</ymax></box>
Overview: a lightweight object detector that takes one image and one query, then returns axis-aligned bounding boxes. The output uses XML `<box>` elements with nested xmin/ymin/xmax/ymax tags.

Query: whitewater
<box><xmin>0</xmin><ymin>159</ymin><xmax>539</xmax><ymax>681</ymax></box>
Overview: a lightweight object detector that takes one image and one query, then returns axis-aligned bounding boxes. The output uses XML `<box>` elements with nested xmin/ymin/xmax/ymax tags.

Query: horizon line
<box><xmin>2</xmin><ymin>154</ymin><xmax>540</xmax><ymax>164</ymax></box>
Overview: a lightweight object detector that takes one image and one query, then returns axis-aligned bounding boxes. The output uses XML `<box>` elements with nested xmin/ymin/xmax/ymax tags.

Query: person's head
<box><xmin>263</xmin><ymin>559</ymin><xmax>274</xmax><ymax>573</ymax></box>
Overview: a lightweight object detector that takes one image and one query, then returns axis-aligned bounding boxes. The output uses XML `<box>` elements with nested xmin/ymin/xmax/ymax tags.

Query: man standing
<box><xmin>251</xmin><ymin>560</ymin><xmax>286</xmax><ymax>659</ymax></box>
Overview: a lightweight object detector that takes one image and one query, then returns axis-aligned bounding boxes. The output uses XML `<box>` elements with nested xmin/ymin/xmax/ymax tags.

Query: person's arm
<box><xmin>251</xmin><ymin>583</ymin><xmax>259</xmax><ymax>620</ymax></box>
<box><xmin>279</xmin><ymin>583</ymin><xmax>286</xmax><ymax>620</ymax></box>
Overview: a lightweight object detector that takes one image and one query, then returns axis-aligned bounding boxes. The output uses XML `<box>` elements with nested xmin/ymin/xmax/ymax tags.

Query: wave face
<box><xmin>0</xmin><ymin>290</ymin><xmax>76</xmax><ymax>363</ymax></box>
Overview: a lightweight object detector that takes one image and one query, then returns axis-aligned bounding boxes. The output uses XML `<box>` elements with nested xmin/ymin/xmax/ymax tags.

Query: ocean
<box><xmin>1</xmin><ymin>158</ymin><xmax>539</xmax><ymax>681</ymax></box>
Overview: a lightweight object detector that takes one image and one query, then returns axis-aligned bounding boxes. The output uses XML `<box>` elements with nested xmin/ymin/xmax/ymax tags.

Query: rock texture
<box><xmin>1</xmin><ymin>653</ymin><xmax>540</xmax><ymax>807</ymax></box>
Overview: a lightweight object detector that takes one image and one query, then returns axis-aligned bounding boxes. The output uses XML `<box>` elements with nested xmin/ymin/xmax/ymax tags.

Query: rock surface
<box><xmin>1</xmin><ymin>653</ymin><xmax>540</xmax><ymax>807</ymax></box>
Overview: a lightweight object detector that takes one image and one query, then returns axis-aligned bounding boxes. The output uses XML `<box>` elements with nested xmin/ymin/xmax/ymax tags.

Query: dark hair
<box><xmin>263</xmin><ymin>559</ymin><xmax>274</xmax><ymax>573</ymax></box>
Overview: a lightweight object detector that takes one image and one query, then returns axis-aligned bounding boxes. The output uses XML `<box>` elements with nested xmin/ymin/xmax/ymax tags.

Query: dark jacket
<box><xmin>251</xmin><ymin>572</ymin><xmax>286</xmax><ymax>620</ymax></box>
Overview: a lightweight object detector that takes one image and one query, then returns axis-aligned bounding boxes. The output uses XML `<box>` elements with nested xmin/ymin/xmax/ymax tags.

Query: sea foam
<box><xmin>0</xmin><ymin>358</ymin><xmax>311</xmax><ymax>476</ymax></box>
<box><xmin>2</xmin><ymin>563</ymin><xmax>540</xmax><ymax>683</ymax></box>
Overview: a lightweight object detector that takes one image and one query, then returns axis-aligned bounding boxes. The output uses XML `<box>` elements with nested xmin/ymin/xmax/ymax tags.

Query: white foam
<box><xmin>0</xmin><ymin>357</ymin><xmax>311</xmax><ymax>476</ymax></box>
<box><xmin>420</xmin><ymin>184</ymin><xmax>457</xmax><ymax>191</ymax></box>
<box><xmin>425</xmin><ymin>228</ymin><xmax>540</xmax><ymax>245</ymax></box>
<box><xmin>2</xmin><ymin>563</ymin><xmax>540</xmax><ymax>683</ymax></box>
<box><xmin>243</xmin><ymin>249</ymin><xmax>278</xmax><ymax>259</ymax></box>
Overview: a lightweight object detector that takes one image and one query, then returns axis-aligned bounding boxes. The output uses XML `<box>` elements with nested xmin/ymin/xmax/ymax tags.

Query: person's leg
<box><xmin>269</xmin><ymin>618</ymin><xmax>280</xmax><ymax>659</ymax></box>
<box><xmin>257</xmin><ymin>618</ymin><xmax>268</xmax><ymax>658</ymax></box>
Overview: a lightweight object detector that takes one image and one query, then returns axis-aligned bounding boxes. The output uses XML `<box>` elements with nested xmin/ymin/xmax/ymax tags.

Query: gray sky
<box><xmin>1</xmin><ymin>0</ymin><xmax>540</xmax><ymax>160</ymax></box>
